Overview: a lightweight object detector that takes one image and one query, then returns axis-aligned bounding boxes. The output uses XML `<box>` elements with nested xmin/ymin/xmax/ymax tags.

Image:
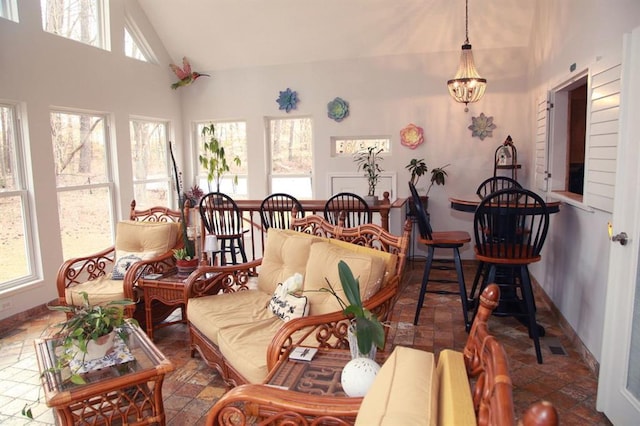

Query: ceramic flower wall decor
<box><xmin>468</xmin><ymin>113</ymin><xmax>497</xmax><ymax>140</ymax></box>
<box><xmin>276</xmin><ymin>88</ymin><xmax>299</xmax><ymax>113</ymax></box>
<box><xmin>400</xmin><ymin>124</ymin><xmax>424</xmax><ymax>149</ymax></box>
<box><xmin>327</xmin><ymin>97</ymin><xmax>349</xmax><ymax>122</ymax></box>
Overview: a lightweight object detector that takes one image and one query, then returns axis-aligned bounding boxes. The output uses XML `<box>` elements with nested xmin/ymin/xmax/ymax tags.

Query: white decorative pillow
<box><xmin>268</xmin><ymin>273</ymin><xmax>309</xmax><ymax>322</ymax></box>
<box><xmin>112</xmin><ymin>254</ymin><xmax>142</xmax><ymax>280</ymax></box>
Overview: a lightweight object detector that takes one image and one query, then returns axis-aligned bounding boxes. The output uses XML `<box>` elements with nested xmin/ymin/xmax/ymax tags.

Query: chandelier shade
<box><xmin>447</xmin><ymin>0</ymin><xmax>487</xmax><ymax>107</ymax></box>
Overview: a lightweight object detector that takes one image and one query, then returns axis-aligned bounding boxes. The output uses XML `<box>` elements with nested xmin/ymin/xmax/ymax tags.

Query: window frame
<box><xmin>40</xmin><ymin>0</ymin><xmax>111</xmax><ymax>51</ymax></box>
<box><xmin>0</xmin><ymin>102</ymin><xmax>38</xmax><ymax>290</ymax></box>
<box><xmin>266</xmin><ymin>116</ymin><xmax>314</xmax><ymax>199</ymax></box>
<box><xmin>0</xmin><ymin>0</ymin><xmax>19</xmax><ymax>22</ymax></box>
<box><xmin>124</xmin><ymin>14</ymin><xmax>156</xmax><ymax>63</ymax></box>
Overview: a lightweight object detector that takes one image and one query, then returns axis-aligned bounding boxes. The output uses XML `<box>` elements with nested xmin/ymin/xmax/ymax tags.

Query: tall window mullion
<box><xmin>0</xmin><ymin>104</ymin><xmax>36</xmax><ymax>289</ymax></box>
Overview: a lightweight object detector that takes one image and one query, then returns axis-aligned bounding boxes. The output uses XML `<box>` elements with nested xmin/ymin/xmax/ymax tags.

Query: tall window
<box><xmin>41</xmin><ymin>0</ymin><xmax>109</xmax><ymax>50</ymax></box>
<box><xmin>130</xmin><ymin>119</ymin><xmax>170</xmax><ymax>208</ymax></box>
<box><xmin>268</xmin><ymin>117</ymin><xmax>313</xmax><ymax>198</ymax></box>
<box><xmin>51</xmin><ymin>110</ymin><xmax>114</xmax><ymax>259</ymax></box>
<box><xmin>0</xmin><ymin>104</ymin><xmax>35</xmax><ymax>288</ymax></box>
<box><xmin>195</xmin><ymin>121</ymin><xmax>247</xmax><ymax>197</ymax></box>
<box><xmin>0</xmin><ymin>0</ymin><xmax>19</xmax><ymax>22</ymax></box>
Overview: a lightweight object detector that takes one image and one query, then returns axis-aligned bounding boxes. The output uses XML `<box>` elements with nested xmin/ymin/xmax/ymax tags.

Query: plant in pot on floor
<box><xmin>405</xmin><ymin>158</ymin><xmax>450</xmax><ymax>213</ymax></box>
<box><xmin>23</xmin><ymin>292</ymin><xmax>135</xmax><ymax>418</ymax></box>
<box><xmin>354</xmin><ymin>147</ymin><xmax>384</xmax><ymax>205</ymax></box>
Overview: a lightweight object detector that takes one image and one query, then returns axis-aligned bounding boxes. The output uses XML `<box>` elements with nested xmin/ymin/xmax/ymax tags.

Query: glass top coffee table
<box><xmin>34</xmin><ymin>321</ymin><xmax>174</xmax><ymax>425</ymax></box>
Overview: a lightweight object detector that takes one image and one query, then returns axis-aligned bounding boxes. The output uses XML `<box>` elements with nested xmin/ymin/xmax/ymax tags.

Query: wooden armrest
<box><xmin>183</xmin><ymin>258</ymin><xmax>262</xmax><ymax>298</ymax></box>
<box><xmin>55</xmin><ymin>246</ymin><xmax>116</xmax><ymax>304</ymax></box>
<box><xmin>206</xmin><ymin>384</ymin><xmax>361</xmax><ymax>426</ymax></box>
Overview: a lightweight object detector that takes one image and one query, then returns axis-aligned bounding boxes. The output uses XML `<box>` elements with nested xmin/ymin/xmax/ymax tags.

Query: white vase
<box><xmin>347</xmin><ymin>323</ymin><xmax>377</xmax><ymax>360</ymax></box>
<box><xmin>341</xmin><ymin>357</ymin><xmax>381</xmax><ymax>397</ymax></box>
<box><xmin>73</xmin><ymin>331</ymin><xmax>116</xmax><ymax>362</ymax></box>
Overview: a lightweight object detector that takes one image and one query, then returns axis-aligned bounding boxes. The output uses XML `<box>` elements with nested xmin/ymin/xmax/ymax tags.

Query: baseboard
<box><xmin>0</xmin><ymin>301</ymin><xmax>55</xmax><ymax>338</ymax></box>
<box><xmin>532</xmin><ymin>279</ymin><xmax>600</xmax><ymax>376</ymax></box>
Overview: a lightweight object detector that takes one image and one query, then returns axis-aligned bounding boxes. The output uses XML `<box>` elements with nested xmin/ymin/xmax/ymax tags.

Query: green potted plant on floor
<box><xmin>200</xmin><ymin>123</ymin><xmax>242</xmax><ymax>193</ymax></box>
<box><xmin>354</xmin><ymin>147</ymin><xmax>384</xmax><ymax>205</ymax></box>
<box><xmin>406</xmin><ymin>158</ymin><xmax>450</xmax><ymax>212</ymax></box>
<box><xmin>169</xmin><ymin>141</ymin><xmax>197</xmax><ymax>262</ymax></box>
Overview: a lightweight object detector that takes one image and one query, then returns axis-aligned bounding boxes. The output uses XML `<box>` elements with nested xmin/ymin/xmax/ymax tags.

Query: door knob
<box><xmin>612</xmin><ymin>232</ymin><xmax>628</xmax><ymax>246</ymax></box>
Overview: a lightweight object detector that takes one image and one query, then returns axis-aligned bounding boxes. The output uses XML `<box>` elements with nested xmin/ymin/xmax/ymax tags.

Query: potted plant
<box><xmin>47</xmin><ymin>292</ymin><xmax>135</xmax><ymax>381</ymax></box>
<box><xmin>322</xmin><ymin>260</ymin><xmax>385</xmax><ymax>359</ymax></box>
<box><xmin>173</xmin><ymin>247</ymin><xmax>198</xmax><ymax>275</ymax></box>
<box><xmin>405</xmin><ymin>158</ymin><xmax>450</xmax><ymax>212</ymax></box>
<box><xmin>200</xmin><ymin>123</ymin><xmax>241</xmax><ymax>193</ymax></box>
<box><xmin>354</xmin><ymin>147</ymin><xmax>384</xmax><ymax>205</ymax></box>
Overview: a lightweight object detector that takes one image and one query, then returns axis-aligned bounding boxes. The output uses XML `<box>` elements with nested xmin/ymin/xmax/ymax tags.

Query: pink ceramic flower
<box><xmin>400</xmin><ymin>124</ymin><xmax>424</xmax><ymax>149</ymax></box>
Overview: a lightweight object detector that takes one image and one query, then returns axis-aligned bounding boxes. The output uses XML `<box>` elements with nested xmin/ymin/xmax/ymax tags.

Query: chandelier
<box><xmin>447</xmin><ymin>0</ymin><xmax>487</xmax><ymax>110</ymax></box>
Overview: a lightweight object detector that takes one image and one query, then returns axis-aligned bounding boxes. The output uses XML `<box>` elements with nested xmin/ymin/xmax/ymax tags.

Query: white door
<box><xmin>596</xmin><ymin>25</ymin><xmax>640</xmax><ymax>423</ymax></box>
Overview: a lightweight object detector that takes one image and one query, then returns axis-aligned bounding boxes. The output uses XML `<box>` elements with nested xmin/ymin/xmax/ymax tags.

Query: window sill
<box><xmin>549</xmin><ymin>191</ymin><xmax>595</xmax><ymax>212</ymax></box>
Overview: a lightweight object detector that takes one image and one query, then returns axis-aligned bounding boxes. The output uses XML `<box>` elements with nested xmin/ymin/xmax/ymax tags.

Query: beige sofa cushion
<box><xmin>187</xmin><ymin>290</ymin><xmax>274</xmax><ymax>345</ymax></box>
<box><xmin>65</xmin><ymin>275</ymin><xmax>125</xmax><ymax>307</ymax></box>
<box><xmin>437</xmin><ymin>349</ymin><xmax>476</xmax><ymax>425</ymax></box>
<box><xmin>217</xmin><ymin>317</ymin><xmax>284</xmax><ymax>384</ymax></box>
<box><xmin>114</xmin><ymin>220</ymin><xmax>180</xmax><ymax>259</ymax></box>
<box><xmin>304</xmin><ymin>242</ymin><xmax>386</xmax><ymax>316</ymax></box>
<box><xmin>355</xmin><ymin>346</ymin><xmax>438</xmax><ymax>426</ymax></box>
<box><xmin>258</xmin><ymin>228</ymin><xmax>320</xmax><ymax>294</ymax></box>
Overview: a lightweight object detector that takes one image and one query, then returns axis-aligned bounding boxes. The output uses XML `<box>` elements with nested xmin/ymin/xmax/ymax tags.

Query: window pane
<box><xmin>332</xmin><ymin>137</ymin><xmax>390</xmax><ymax>156</ymax></box>
<box><xmin>41</xmin><ymin>0</ymin><xmax>105</xmax><ymax>48</ymax></box>
<box><xmin>271</xmin><ymin>177</ymin><xmax>312</xmax><ymax>199</ymax></box>
<box><xmin>58</xmin><ymin>187</ymin><xmax>112</xmax><ymax>259</ymax></box>
<box><xmin>124</xmin><ymin>27</ymin><xmax>149</xmax><ymax>62</ymax></box>
<box><xmin>133</xmin><ymin>182</ymin><xmax>168</xmax><ymax>208</ymax></box>
<box><xmin>130</xmin><ymin>119</ymin><xmax>169</xmax><ymax>209</ymax></box>
<box><xmin>0</xmin><ymin>0</ymin><xmax>19</xmax><ymax>22</ymax></box>
<box><xmin>0</xmin><ymin>195</ymin><xmax>29</xmax><ymax>283</ymax></box>
<box><xmin>270</xmin><ymin>118</ymin><xmax>312</xmax><ymax>174</ymax></box>
<box><xmin>51</xmin><ymin>111</ymin><xmax>108</xmax><ymax>187</ymax></box>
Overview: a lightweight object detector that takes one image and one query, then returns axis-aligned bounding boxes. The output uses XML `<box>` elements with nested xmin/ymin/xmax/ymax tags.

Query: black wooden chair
<box><xmin>476</xmin><ymin>176</ymin><xmax>522</xmax><ymax>199</ymax></box>
<box><xmin>199</xmin><ymin>192</ymin><xmax>248</xmax><ymax>266</ymax></box>
<box><xmin>323</xmin><ymin>192</ymin><xmax>372</xmax><ymax>227</ymax></box>
<box><xmin>259</xmin><ymin>193</ymin><xmax>304</xmax><ymax>231</ymax></box>
<box><xmin>409</xmin><ymin>182</ymin><xmax>472</xmax><ymax>330</ymax></box>
<box><xmin>473</xmin><ymin>188</ymin><xmax>550</xmax><ymax>363</ymax></box>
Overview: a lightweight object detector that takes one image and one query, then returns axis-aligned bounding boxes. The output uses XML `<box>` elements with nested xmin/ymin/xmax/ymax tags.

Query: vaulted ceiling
<box><xmin>138</xmin><ymin>0</ymin><xmax>536</xmax><ymax>72</ymax></box>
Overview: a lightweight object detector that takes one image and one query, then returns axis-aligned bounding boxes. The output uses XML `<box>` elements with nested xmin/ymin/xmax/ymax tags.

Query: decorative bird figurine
<box><xmin>169</xmin><ymin>57</ymin><xmax>210</xmax><ymax>90</ymax></box>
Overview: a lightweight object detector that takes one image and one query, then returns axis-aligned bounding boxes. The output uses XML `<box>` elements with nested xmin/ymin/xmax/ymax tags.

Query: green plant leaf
<box><xmin>338</xmin><ymin>261</ymin><xmax>362</xmax><ymax>308</ymax></box>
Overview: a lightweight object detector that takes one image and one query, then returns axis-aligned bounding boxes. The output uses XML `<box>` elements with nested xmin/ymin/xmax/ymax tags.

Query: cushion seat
<box><xmin>65</xmin><ymin>275</ymin><xmax>125</xmax><ymax>306</ymax></box>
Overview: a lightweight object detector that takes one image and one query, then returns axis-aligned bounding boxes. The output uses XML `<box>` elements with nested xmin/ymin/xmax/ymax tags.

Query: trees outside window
<box><xmin>0</xmin><ymin>104</ymin><xmax>36</xmax><ymax>289</ymax></box>
<box><xmin>268</xmin><ymin>117</ymin><xmax>313</xmax><ymax>198</ymax></box>
<box><xmin>41</xmin><ymin>0</ymin><xmax>108</xmax><ymax>50</ymax></box>
<box><xmin>51</xmin><ymin>110</ymin><xmax>115</xmax><ymax>259</ymax></box>
<box><xmin>130</xmin><ymin>119</ymin><xmax>170</xmax><ymax>209</ymax></box>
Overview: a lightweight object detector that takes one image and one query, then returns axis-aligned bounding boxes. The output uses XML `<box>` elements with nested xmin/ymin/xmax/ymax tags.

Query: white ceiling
<box><xmin>138</xmin><ymin>0</ymin><xmax>536</xmax><ymax>72</ymax></box>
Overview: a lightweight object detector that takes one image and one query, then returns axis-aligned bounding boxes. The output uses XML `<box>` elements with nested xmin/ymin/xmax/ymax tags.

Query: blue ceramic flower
<box><xmin>327</xmin><ymin>97</ymin><xmax>349</xmax><ymax>122</ymax></box>
<box><xmin>468</xmin><ymin>113</ymin><xmax>497</xmax><ymax>140</ymax></box>
<box><xmin>276</xmin><ymin>88</ymin><xmax>299</xmax><ymax>113</ymax></box>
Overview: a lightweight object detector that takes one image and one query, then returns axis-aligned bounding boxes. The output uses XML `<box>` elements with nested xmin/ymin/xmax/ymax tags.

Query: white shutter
<box><xmin>585</xmin><ymin>61</ymin><xmax>622</xmax><ymax>212</ymax></box>
<box><xmin>534</xmin><ymin>95</ymin><xmax>550</xmax><ymax>192</ymax></box>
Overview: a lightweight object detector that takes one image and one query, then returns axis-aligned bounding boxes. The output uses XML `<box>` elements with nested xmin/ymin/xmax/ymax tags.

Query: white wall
<box><xmin>0</xmin><ymin>0</ymin><xmax>182</xmax><ymax>320</ymax></box>
<box><xmin>527</xmin><ymin>0</ymin><xmax>640</xmax><ymax>361</ymax></box>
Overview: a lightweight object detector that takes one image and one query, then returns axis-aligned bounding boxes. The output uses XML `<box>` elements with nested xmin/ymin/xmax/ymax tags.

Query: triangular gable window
<box><xmin>124</xmin><ymin>17</ymin><xmax>156</xmax><ymax>63</ymax></box>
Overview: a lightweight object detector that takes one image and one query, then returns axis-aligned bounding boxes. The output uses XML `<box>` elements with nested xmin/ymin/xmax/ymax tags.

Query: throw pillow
<box><xmin>112</xmin><ymin>254</ymin><xmax>142</xmax><ymax>280</ymax></box>
<box><xmin>268</xmin><ymin>273</ymin><xmax>309</xmax><ymax>322</ymax></box>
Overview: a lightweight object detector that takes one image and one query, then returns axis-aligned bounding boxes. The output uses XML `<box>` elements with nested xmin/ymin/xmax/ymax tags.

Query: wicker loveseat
<box><xmin>205</xmin><ymin>284</ymin><xmax>559</xmax><ymax>426</ymax></box>
<box><xmin>184</xmin><ymin>215</ymin><xmax>412</xmax><ymax>387</ymax></box>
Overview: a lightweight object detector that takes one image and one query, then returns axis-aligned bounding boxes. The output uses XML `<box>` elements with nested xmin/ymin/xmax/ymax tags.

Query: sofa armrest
<box><xmin>205</xmin><ymin>383</ymin><xmax>361</xmax><ymax>426</ymax></box>
<box><xmin>55</xmin><ymin>246</ymin><xmax>116</xmax><ymax>307</ymax></box>
<box><xmin>183</xmin><ymin>258</ymin><xmax>262</xmax><ymax>299</ymax></box>
<box><xmin>266</xmin><ymin>279</ymin><xmax>398</xmax><ymax>370</ymax></box>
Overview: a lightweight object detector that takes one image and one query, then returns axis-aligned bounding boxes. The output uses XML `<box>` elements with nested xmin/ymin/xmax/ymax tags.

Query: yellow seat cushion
<box><xmin>355</xmin><ymin>346</ymin><xmax>438</xmax><ymax>426</ymax></box>
<box><xmin>303</xmin><ymin>242</ymin><xmax>386</xmax><ymax>315</ymax></box>
<box><xmin>258</xmin><ymin>228</ymin><xmax>321</xmax><ymax>294</ymax></box>
<box><xmin>437</xmin><ymin>349</ymin><xmax>476</xmax><ymax>426</ymax></box>
<box><xmin>65</xmin><ymin>275</ymin><xmax>125</xmax><ymax>307</ymax></box>
<box><xmin>216</xmin><ymin>317</ymin><xmax>284</xmax><ymax>384</ymax></box>
<box><xmin>187</xmin><ymin>290</ymin><xmax>274</xmax><ymax>345</ymax></box>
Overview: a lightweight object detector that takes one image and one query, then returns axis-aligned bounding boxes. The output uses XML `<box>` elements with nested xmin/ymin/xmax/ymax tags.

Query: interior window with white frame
<box><xmin>129</xmin><ymin>119</ymin><xmax>170</xmax><ymax>208</ymax></box>
<box><xmin>331</xmin><ymin>136</ymin><xmax>390</xmax><ymax>156</ymax></box>
<box><xmin>268</xmin><ymin>117</ymin><xmax>313</xmax><ymax>199</ymax></box>
<box><xmin>0</xmin><ymin>103</ymin><xmax>36</xmax><ymax>289</ymax></box>
<box><xmin>194</xmin><ymin>121</ymin><xmax>248</xmax><ymax>198</ymax></box>
<box><xmin>50</xmin><ymin>110</ymin><xmax>115</xmax><ymax>259</ymax></box>
<box><xmin>41</xmin><ymin>0</ymin><xmax>109</xmax><ymax>50</ymax></box>
<box><xmin>124</xmin><ymin>16</ymin><xmax>155</xmax><ymax>63</ymax></box>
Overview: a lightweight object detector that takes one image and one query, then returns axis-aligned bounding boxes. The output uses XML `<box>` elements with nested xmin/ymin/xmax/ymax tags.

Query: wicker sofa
<box><xmin>184</xmin><ymin>215</ymin><xmax>412</xmax><ymax>387</ymax></box>
<box><xmin>205</xmin><ymin>284</ymin><xmax>559</xmax><ymax>426</ymax></box>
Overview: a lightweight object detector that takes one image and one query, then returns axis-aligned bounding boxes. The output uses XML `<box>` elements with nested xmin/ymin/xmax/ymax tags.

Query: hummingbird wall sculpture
<box><xmin>169</xmin><ymin>57</ymin><xmax>210</xmax><ymax>90</ymax></box>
